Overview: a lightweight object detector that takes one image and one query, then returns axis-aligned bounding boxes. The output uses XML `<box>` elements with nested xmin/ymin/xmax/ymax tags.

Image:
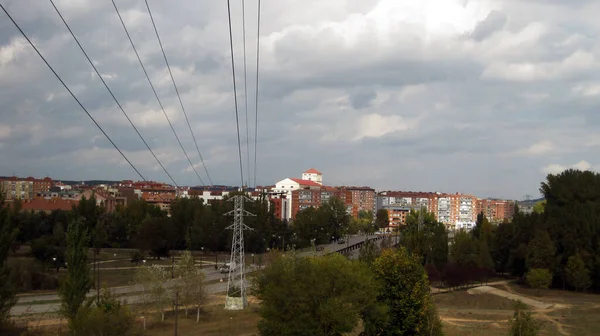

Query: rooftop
<box><xmin>303</xmin><ymin>168</ymin><xmax>322</xmax><ymax>175</ymax></box>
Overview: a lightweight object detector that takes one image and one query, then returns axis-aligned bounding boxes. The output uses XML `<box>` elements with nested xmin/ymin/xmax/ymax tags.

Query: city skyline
<box><xmin>3</xmin><ymin>0</ymin><xmax>599</xmax><ymax>200</ymax></box>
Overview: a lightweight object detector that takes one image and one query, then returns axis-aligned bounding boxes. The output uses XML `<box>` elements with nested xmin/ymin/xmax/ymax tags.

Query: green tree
<box><xmin>450</xmin><ymin>230</ymin><xmax>478</xmax><ymax>266</ymax></box>
<box><xmin>59</xmin><ymin>218</ymin><xmax>93</xmax><ymax>327</ymax></box>
<box><xmin>71</xmin><ymin>286</ymin><xmax>136</xmax><ymax>336</ymax></box>
<box><xmin>176</xmin><ymin>251</ymin><xmax>206</xmax><ymax>322</ymax></box>
<box><xmin>366</xmin><ymin>247</ymin><xmax>443</xmax><ymax>336</ymax></box>
<box><xmin>134</xmin><ymin>264</ymin><xmax>170</xmax><ymax>321</ymax></box>
<box><xmin>0</xmin><ymin>195</ymin><xmax>19</xmax><ymax>328</ymax></box>
<box><xmin>375</xmin><ymin>209</ymin><xmax>389</xmax><ymax>230</ymax></box>
<box><xmin>565</xmin><ymin>254</ymin><xmax>591</xmax><ymax>291</ymax></box>
<box><xmin>135</xmin><ymin>217</ymin><xmax>175</xmax><ymax>259</ymax></box>
<box><xmin>472</xmin><ymin>212</ymin><xmax>493</xmax><ymax>241</ymax></box>
<box><xmin>526</xmin><ymin>269</ymin><xmax>552</xmax><ymax>295</ymax></box>
<box><xmin>253</xmin><ymin>253</ymin><xmax>383</xmax><ymax>336</ymax></box>
<box><xmin>540</xmin><ymin>169</ymin><xmax>600</xmax><ymax>289</ymax></box>
<box><xmin>532</xmin><ymin>200</ymin><xmax>546</xmax><ymax>214</ymax></box>
<box><xmin>508</xmin><ymin>301</ymin><xmax>541</xmax><ymax>336</ymax></box>
<box><xmin>491</xmin><ymin>221</ymin><xmax>514</xmax><ymax>273</ymax></box>
<box><xmin>402</xmin><ymin>209</ymin><xmax>448</xmax><ymax>269</ymax></box>
<box><xmin>526</xmin><ymin>231</ymin><xmax>555</xmax><ymax>270</ymax></box>
<box><xmin>477</xmin><ymin>239</ymin><xmax>494</xmax><ymax>269</ymax></box>
<box><xmin>358</xmin><ymin>239</ymin><xmax>381</xmax><ymax>265</ymax></box>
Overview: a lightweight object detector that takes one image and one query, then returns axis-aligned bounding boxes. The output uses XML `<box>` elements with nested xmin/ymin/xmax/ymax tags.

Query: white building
<box><xmin>301</xmin><ymin>168</ymin><xmax>323</xmax><ymax>185</ymax></box>
<box><xmin>272</xmin><ymin>177</ymin><xmax>322</xmax><ymax>220</ymax></box>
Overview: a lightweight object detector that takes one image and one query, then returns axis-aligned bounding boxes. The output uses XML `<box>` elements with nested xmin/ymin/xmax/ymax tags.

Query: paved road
<box><xmin>11</xmin><ymin>235</ymin><xmax>372</xmax><ymax>316</ymax></box>
<box><xmin>10</xmin><ymin>281</ymin><xmax>229</xmax><ymax>316</ymax></box>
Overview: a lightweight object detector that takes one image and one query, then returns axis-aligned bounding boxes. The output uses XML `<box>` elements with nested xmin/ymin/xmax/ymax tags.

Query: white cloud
<box><xmin>353</xmin><ymin>114</ymin><xmax>409</xmax><ymax>141</ymax></box>
<box><xmin>572</xmin><ymin>82</ymin><xmax>600</xmax><ymax>97</ymax></box>
<box><xmin>2</xmin><ymin>0</ymin><xmax>600</xmax><ymax>198</ymax></box>
<box><xmin>542</xmin><ymin>160</ymin><xmax>594</xmax><ymax>175</ymax></box>
<box><xmin>523</xmin><ymin>140</ymin><xmax>555</xmax><ymax>156</ymax></box>
<box><xmin>481</xmin><ymin>50</ymin><xmax>597</xmax><ymax>82</ymax></box>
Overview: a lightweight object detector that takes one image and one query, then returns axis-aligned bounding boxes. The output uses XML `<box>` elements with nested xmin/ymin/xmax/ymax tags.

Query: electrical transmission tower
<box><xmin>224</xmin><ymin>195</ymin><xmax>255</xmax><ymax>310</ymax></box>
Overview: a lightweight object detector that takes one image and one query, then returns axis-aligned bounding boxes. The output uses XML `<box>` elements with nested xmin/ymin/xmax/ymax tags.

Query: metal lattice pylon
<box><xmin>224</xmin><ymin>195</ymin><xmax>254</xmax><ymax>310</ymax></box>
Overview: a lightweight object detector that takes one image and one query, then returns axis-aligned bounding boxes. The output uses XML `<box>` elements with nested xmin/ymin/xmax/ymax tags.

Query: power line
<box><xmin>49</xmin><ymin>0</ymin><xmax>178</xmax><ymax>187</ymax></box>
<box><xmin>111</xmin><ymin>0</ymin><xmax>204</xmax><ymax>186</ymax></box>
<box><xmin>241</xmin><ymin>0</ymin><xmax>251</xmax><ymax>188</ymax></box>
<box><xmin>143</xmin><ymin>0</ymin><xmax>213</xmax><ymax>186</ymax></box>
<box><xmin>0</xmin><ymin>3</ymin><xmax>147</xmax><ymax>182</ymax></box>
<box><xmin>253</xmin><ymin>0</ymin><xmax>262</xmax><ymax>188</ymax></box>
<box><xmin>227</xmin><ymin>0</ymin><xmax>245</xmax><ymax>188</ymax></box>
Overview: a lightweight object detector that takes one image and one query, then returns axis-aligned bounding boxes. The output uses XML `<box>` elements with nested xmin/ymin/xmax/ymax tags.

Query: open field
<box><xmin>10</xmin><ymin>283</ymin><xmax>600</xmax><ymax>335</ymax></box>
<box><xmin>436</xmin><ymin>283</ymin><xmax>600</xmax><ymax>336</ymax></box>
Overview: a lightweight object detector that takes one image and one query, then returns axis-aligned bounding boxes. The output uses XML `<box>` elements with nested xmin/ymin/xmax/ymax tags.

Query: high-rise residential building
<box><xmin>0</xmin><ymin>177</ymin><xmax>34</xmax><ymax>200</ymax></box>
<box><xmin>376</xmin><ymin>191</ymin><xmax>488</xmax><ymax>231</ymax></box>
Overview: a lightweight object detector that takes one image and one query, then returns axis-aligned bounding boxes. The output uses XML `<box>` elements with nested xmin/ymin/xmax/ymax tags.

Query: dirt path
<box><xmin>468</xmin><ymin>286</ymin><xmax>553</xmax><ymax>309</ymax></box>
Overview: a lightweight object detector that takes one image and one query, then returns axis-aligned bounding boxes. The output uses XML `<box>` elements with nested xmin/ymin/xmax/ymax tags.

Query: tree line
<box><xmin>397</xmin><ymin>169</ymin><xmax>600</xmax><ymax>293</ymax></box>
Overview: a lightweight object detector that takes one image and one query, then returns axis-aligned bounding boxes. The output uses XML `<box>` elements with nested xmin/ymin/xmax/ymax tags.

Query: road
<box><xmin>11</xmin><ymin>235</ymin><xmax>373</xmax><ymax>316</ymax></box>
<box><xmin>10</xmin><ymin>280</ymin><xmax>229</xmax><ymax>316</ymax></box>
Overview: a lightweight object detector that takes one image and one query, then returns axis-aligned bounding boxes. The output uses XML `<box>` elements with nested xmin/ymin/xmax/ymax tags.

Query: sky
<box><xmin>1</xmin><ymin>0</ymin><xmax>600</xmax><ymax>200</ymax></box>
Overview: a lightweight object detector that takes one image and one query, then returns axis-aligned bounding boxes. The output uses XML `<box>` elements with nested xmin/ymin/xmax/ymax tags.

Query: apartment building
<box><xmin>0</xmin><ymin>178</ymin><xmax>34</xmax><ymax>200</ymax></box>
<box><xmin>377</xmin><ymin>191</ymin><xmax>493</xmax><ymax>231</ymax></box>
<box><xmin>0</xmin><ymin>176</ymin><xmax>52</xmax><ymax>200</ymax></box>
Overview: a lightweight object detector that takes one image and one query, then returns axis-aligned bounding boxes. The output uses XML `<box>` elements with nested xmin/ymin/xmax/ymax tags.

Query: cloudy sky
<box><xmin>1</xmin><ymin>0</ymin><xmax>599</xmax><ymax>199</ymax></box>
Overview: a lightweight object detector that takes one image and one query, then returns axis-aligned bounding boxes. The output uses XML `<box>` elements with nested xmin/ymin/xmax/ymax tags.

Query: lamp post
<box><xmin>200</xmin><ymin>247</ymin><xmax>204</xmax><ymax>268</ymax></box>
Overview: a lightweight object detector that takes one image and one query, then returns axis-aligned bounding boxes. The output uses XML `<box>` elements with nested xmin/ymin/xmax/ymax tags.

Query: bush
<box><xmin>130</xmin><ymin>250</ymin><xmax>144</xmax><ymax>265</ymax></box>
<box><xmin>7</xmin><ymin>258</ymin><xmax>58</xmax><ymax>292</ymax></box>
<box><xmin>71</xmin><ymin>287</ymin><xmax>138</xmax><ymax>336</ymax></box>
<box><xmin>509</xmin><ymin>301</ymin><xmax>541</xmax><ymax>336</ymax></box>
<box><xmin>526</xmin><ymin>268</ymin><xmax>552</xmax><ymax>295</ymax></box>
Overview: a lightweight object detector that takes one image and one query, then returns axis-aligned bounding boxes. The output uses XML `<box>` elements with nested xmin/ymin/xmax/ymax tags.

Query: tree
<box><xmin>59</xmin><ymin>218</ymin><xmax>93</xmax><ymax>327</ymax></box>
<box><xmin>565</xmin><ymin>254</ymin><xmax>591</xmax><ymax>291</ymax></box>
<box><xmin>71</xmin><ymin>286</ymin><xmax>136</xmax><ymax>336</ymax></box>
<box><xmin>540</xmin><ymin>169</ymin><xmax>600</xmax><ymax>290</ymax></box>
<box><xmin>358</xmin><ymin>239</ymin><xmax>381</xmax><ymax>265</ymax></box>
<box><xmin>136</xmin><ymin>217</ymin><xmax>175</xmax><ymax>259</ymax></box>
<box><xmin>375</xmin><ymin>209</ymin><xmax>389</xmax><ymax>230</ymax></box>
<box><xmin>532</xmin><ymin>200</ymin><xmax>546</xmax><ymax>214</ymax></box>
<box><xmin>177</xmin><ymin>251</ymin><xmax>206</xmax><ymax>322</ymax></box>
<box><xmin>0</xmin><ymin>194</ymin><xmax>19</xmax><ymax>328</ymax></box>
<box><xmin>366</xmin><ymin>247</ymin><xmax>443</xmax><ymax>335</ymax></box>
<box><xmin>402</xmin><ymin>209</ymin><xmax>449</xmax><ymax>269</ymax></box>
<box><xmin>450</xmin><ymin>230</ymin><xmax>478</xmax><ymax>266</ymax></box>
<box><xmin>477</xmin><ymin>239</ymin><xmax>494</xmax><ymax>270</ymax></box>
<box><xmin>491</xmin><ymin>221</ymin><xmax>514</xmax><ymax>274</ymax></box>
<box><xmin>526</xmin><ymin>269</ymin><xmax>552</xmax><ymax>295</ymax></box>
<box><xmin>526</xmin><ymin>231</ymin><xmax>555</xmax><ymax>270</ymax></box>
<box><xmin>472</xmin><ymin>212</ymin><xmax>492</xmax><ymax>241</ymax></box>
<box><xmin>508</xmin><ymin>301</ymin><xmax>541</xmax><ymax>336</ymax></box>
<box><xmin>253</xmin><ymin>253</ymin><xmax>383</xmax><ymax>336</ymax></box>
<box><xmin>134</xmin><ymin>264</ymin><xmax>170</xmax><ymax>321</ymax></box>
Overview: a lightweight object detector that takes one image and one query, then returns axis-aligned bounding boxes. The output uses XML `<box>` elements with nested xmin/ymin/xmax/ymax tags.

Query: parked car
<box><xmin>337</xmin><ymin>239</ymin><xmax>346</xmax><ymax>244</ymax></box>
<box><xmin>316</xmin><ymin>246</ymin><xmax>324</xmax><ymax>251</ymax></box>
<box><xmin>219</xmin><ymin>262</ymin><xmax>235</xmax><ymax>273</ymax></box>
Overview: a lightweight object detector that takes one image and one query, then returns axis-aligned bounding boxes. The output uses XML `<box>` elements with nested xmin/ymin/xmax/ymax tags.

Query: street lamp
<box><xmin>200</xmin><ymin>247</ymin><xmax>204</xmax><ymax>268</ymax></box>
